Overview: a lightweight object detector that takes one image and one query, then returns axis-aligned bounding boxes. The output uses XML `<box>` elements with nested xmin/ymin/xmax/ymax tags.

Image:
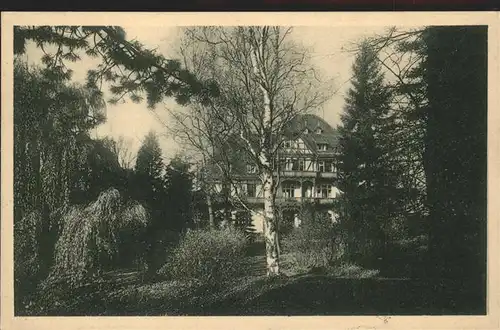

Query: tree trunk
<box><xmin>262</xmin><ymin>168</ymin><xmax>280</xmax><ymax>276</ymax></box>
<box><xmin>206</xmin><ymin>194</ymin><xmax>215</xmax><ymax>229</ymax></box>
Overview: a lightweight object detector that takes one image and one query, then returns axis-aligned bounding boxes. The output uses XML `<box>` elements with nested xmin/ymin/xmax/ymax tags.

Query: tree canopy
<box><xmin>14</xmin><ymin>25</ymin><xmax>220</xmax><ymax>107</ymax></box>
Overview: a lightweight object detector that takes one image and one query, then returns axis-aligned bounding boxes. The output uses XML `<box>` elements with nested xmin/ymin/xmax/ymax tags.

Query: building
<box><xmin>211</xmin><ymin>114</ymin><xmax>341</xmax><ymax>233</ymax></box>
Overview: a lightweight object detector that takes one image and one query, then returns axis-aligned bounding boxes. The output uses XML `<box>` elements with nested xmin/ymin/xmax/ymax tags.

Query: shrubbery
<box><xmin>159</xmin><ymin>227</ymin><xmax>249</xmax><ymax>286</ymax></box>
<box><xmin>52</xmin><ymin>188</ymin><xmax>149</xmax><ymax>283</ymax></box>
<box><xmin>282</xmin><ymin>211</ymin><xmax>344</xmax><ymax>273</ymax></box>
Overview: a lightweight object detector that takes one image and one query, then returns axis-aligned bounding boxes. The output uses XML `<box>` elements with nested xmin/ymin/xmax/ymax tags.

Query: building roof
<box><xmin>287</xmin><ymin>114</ymin><xmax>339</xmax><ymax>153</ymax></box>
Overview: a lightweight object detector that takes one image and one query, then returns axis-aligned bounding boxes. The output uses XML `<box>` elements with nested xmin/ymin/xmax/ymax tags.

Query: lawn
<box><xmin>28</xmin><ymin>240</ymin><xmax>486</xmax><ymax>316</ymax></box>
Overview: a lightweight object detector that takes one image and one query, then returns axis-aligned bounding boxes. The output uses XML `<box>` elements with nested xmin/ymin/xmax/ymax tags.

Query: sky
<box><xmin>23</xmin><ymin>25</ymin><xmax>391</xmax><ymax>163</ymax></box>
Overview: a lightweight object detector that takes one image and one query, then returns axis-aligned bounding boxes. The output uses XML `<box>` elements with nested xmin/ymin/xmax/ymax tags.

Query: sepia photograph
<box><xmin>1</xmin><ymin>12</ymin><xmax>498</xmax><ymax>329</ymax></box>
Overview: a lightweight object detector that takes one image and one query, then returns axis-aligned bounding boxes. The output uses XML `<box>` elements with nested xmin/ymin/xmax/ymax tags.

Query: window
<box><xmin>317</xmin><ymin>143</ymin><xmax>327</xmax><ymax>151</ymax></box>
<box><xmin>325</xmin><ymin>159</ymin><xmax>335</xmax><ymax>172</ymax></box>
<box><xmin>318</xmin><ymin>161</ymin><xmax>325</xmax><ymax>172</ymax></box>
<box><xmin>282</xmin><ymin>183</ymin><xmax>295</xmax><ymax>198</ymax></box>
<box><xmin>304</xmin><ymin>158</ymin><xmax>312</xmax><ymax>171</ymax></box>
<box><xmin>247</xmin><ymin>183</ymin><xmax>256</xmax><ymax>197</ymax></box>
<box><xmin>246</xmin><ymin>164</ymin><xmax>257</xmax><ymax>173</ymax></box>
<box><xmin>285</xmin><ymin>158</ymin><xmax>293</xmax><ymax>171</ymax></box>
<box><xmin>284</xmin><ymin>140</ymin><xmax>292</xmax><ymax>148</ymax></box>
<box><xmin>304</xmin><ymin>128</ymin><xmax>310</xmax><ymax>134</ymax></box>
<box><xmin>299</xmin><ymin>158</ymin><xmax>305</xmax><ymax>171</ymax></box>
<box><xmin>316</xmin><ymin>184</ymin><xmax>331</xmax><ymax>198</ymax></box>
<box><xmin>316</xmin><ymin>127</ymin><xmax>323</xmax><ymax>134</ymax></box>
<box><xmin>330</xmin><ymin>162</ymin><xmax>337</xmax><ymax>173</ymax></box>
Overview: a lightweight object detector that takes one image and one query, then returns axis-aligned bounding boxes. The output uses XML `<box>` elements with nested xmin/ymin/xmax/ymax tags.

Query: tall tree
<box><xmin>337</xmin><ymin>42</ymin><xmax>397</xmax><ymax>265</ymax></box>
<box><xmin>13</xmin><ymin>59</ymin><xmax>107</xmax><ymax>309</ymax></box>
<box><xmin>361</xmin><ymin>26</ymin><xmax>487</xmax><ymax>301</ymax></box>
<box><xmin>421</xmin><ymin>26</ymin><xmax>487</xmax><ymax>282</ymax></box>
<box><xmin>164</xmin><ymin>155</ymin><xmax>195</xmax><ymax>231</ymax></box>
<box><xmin>135</xmin><ymin>131</ymin><xmax>164</xmax><ymax>180</ymax></box>
<box><xmin>132</xmin><ymin>131</ymin><xmax>169</xmax><ymax>275</ymax></box>
<box><xmin>172</xmin><ymin>26</ymin><xmax>329</xmax><ymax>275</ymax></box>
<box><xmin>133</xmin><ymin>131</ymin><xmax>165</xmax><ymax>225</ymax></box>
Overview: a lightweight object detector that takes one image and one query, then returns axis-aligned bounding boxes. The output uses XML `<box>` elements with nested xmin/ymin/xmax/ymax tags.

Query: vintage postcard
<box><xmin>1</xmin><ymin>11</ymin><xmax>499</xmax><ymax>330</ymax></box>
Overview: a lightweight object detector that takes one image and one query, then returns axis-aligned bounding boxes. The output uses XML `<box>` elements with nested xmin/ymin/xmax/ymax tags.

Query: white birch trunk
<box><xmin>206</xmin><ymin>194</ymin><xmax>215</xmax><ymax>229</ymax></box>
<box><xmin>262</xmin><ymin>167</ymin><xmax>280</xmax><ymax>275</ymax></box>
<box><xmin>249</xmin><ymin>27</ymin><xmax>281</xmax><ymax>276</ymax></box>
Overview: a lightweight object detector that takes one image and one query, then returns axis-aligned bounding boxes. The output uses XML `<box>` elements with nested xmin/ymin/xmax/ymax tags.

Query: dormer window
<box><xmin>315</xmin><ymin>127</ymin><xmax>323</xmax><ymax>134</ymax></box>
<box><xmin>317</xmin><ymin>143</ymin><xmax>328</xmax><ymax>151</ymax></box>
<box><xmin>304</xmin><ymin>128</ymin><xmax>310</xmax><ymax>134</ymax></box>
<box><xmin>246</xmin><ymin>164</ymin><xmax>257</xmax><ymax>174</ymax></box>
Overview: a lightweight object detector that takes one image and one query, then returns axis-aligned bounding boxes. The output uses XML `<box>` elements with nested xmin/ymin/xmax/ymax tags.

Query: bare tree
<box><xmin>169</xmin><ymin>26</ymin><xmax>331</xmax><ymax>275</ymax></box>
<box><xmin>114</xmin><ymin>136</ymin><xmax>136</xmax><ymax>169</ymax></box>
<box><xmin>102</xmin><ymin>136</ymin><xmax>137</xmax><ymax>169</ymax></box>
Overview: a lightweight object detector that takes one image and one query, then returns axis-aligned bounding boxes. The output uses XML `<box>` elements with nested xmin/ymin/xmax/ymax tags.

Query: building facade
<box><xmin>212</xmin><ymin>114</ymin><xmax>341</xmax><ymax>233</ymax></box>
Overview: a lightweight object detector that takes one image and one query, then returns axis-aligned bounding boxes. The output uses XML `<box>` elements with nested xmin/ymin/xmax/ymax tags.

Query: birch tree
<box><xmin>171</xmin><ymin>26</ymin><xmax>330</xmax><ymax>275</ymax></box>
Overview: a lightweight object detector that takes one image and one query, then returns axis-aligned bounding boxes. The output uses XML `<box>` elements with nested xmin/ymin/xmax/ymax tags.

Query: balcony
<box><xmin>244</xmin><ymin>196</ymin><xmax>335</xmax><ymax>205</ymax></box>
<box><xmin>318</xmin><ymin>172</ymin><xmax>337</xmax><ymax>179</ymax></box>
<box><xmin>278</xmin><ymin>170</ymin><xmax>317</xmax><ymax>178</ymax></box>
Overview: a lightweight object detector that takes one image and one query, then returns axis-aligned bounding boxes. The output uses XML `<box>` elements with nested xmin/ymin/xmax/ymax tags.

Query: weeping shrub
<box><xmin>14</xmin><ymin>210</ymin><xmax>43</xmax><ymax>312</ymax></box>
<box><xmin>49</xmin><ymin>188</ymin><xmax>149</xmax><ymax>284</ymax></box>
<box><xmin>159</xmin><ymin>227</ymin><xmax>248</xmax><ymax>286</ymax></box>
<box><xmin>15</xmin><ymin>211</ymin><xmax>42</xmax><ymax>282</ymax></box>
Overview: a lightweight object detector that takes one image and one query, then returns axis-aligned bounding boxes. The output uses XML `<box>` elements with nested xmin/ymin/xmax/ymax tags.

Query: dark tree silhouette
<box><xmin>337</xmin><ymin>42</ymin><xmax>397</xmax><ymax>266</ymax></box>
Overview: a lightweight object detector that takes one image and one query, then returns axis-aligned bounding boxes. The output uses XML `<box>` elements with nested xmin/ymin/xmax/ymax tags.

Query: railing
<box><xmin>244</xmin><ymin>196</ymin><xmax>335</xmax><ymax>205</ymax></box>
<box><xmin>278</xmin><ymin>170</ymin><xmax>337</xmax><ymax>178</ymax></box>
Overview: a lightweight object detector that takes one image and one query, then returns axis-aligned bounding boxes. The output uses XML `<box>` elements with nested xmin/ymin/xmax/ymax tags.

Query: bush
<box><xmin>52</xmin><ymin>188</ymin><xmax>149</xmax><ymax>284</ymax></box>
<box><xmin>282</xmin><ymin>212</ymin><xmax>344</xmax><ymax>273</ymax></box>
<box><xmin>159</xmin><ymin>227</ymin><xmax>248</xmax><ymax>286</ymax></box>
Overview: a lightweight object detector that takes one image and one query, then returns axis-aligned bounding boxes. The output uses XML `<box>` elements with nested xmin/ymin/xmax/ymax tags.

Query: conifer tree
<box><xmin>337</xmin><ymin>42</ymin><xmax>397</xmax><ymax>265</ymax></box>
<box><xmin>135</xmin><ymin>131</ymin><xmax>164</xmax><ymax>181</ymax></box>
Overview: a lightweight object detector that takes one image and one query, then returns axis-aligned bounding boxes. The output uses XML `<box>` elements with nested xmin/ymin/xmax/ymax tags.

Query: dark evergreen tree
<box><xmin>132</xmin><ymin>131</ymin><xmax>169</xmax><ymax>275</ymax></box>
<box><xmin>135</xmin><ymin>132</ymin><xmax>163</xmax><ymax>179</ymax></box>
<box><xmin>164</xmin><ymin>156</ymin><xmax>195</xmax><ymax>232</ymax></box>
<box><xmin>421</xmin><ymin>26</ymin><xmax>487</xmax><ymax>286</ymax></box>
<box><xmin>337</xmin><ymin>42</ymin><xmax>398</xmax><ymax>266</ymax></box>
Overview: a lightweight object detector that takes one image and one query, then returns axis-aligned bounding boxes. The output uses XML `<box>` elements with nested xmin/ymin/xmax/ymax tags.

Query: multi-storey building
<box><xmin>211</xmin><ymin>114</ymin><xmax>341</xmax><ymax>233</ymax></box>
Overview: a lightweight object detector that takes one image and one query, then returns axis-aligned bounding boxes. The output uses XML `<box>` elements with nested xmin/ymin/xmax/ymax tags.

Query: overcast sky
<box><xmin>23</xmin><ymin>26</ymin><xmax>391</xmax><ymax>162</ymax></box>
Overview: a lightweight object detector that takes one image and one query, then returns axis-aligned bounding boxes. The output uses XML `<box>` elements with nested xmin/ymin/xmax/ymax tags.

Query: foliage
<box><xmin>13</xmin><ymin>59</ymin><xmax>113</xmax><ymax>313</ymax></box>
<box><xmin>14</xmin><ymin>25</ymin><xmax>219</xmax><ymax>108</ymax></box>
<box><xmin>163</xmin><ymin>155</ymin><xmax>195</xmax><ymax>231</ymax></box>
<box><xmin>419</xmin><ymin>26</ymin><xmax>487</xmax><ymax>280</ymax></box>
<box><xmin>173</xmin><ymin>26</ymin><xmax>332</xmax><ymax>275</ymax></box>
<box><xmin>159</xmin><ymin>227</ymin><xmax>248</xmax><ymax>286</ymax></box>
<box><xmin>361</xmin><ymin>26</ymin><xmax>487</xmax><ymax>284</ymax></box>
<box><xmin>282</xmin><ymin>212</ymin><xmax>344</xmax><ymax>273</ymax></box>
<box><xmin>14</xmin><ymin>211</ymin><xmax>45</xmax><ymax>312</ymax></box>
<box><xmin>27</xmin><ymin>274</ymin><xmax>118</xmax><ymax>316</ymax></box>
<box><xmin>50</xmin><ymin>188</ymin><xmax>148</xmax><ymax>284</ymax></box>
<box><xmin>232</xmin><ymin>210</ymin><xmax>257</xmax><ymax>239</ymax></box>
<box><xmin>14</xmin><ymin>59</ymin><xmax>106</xmax><ymax>219</ymax></box>
<box><xmin>135</xmin><ymin>131</ymin><xmax>164</xmax><ymax>180</ymax></box>
<box><xmin>336</xmin><ymin>41</ymin><xmax>401</xmax><ymax>264</ymax></box>
<box><xmin>101</xmin><ymin>136</ymin><xmax>136</xmax><ymax>169</ymax></box>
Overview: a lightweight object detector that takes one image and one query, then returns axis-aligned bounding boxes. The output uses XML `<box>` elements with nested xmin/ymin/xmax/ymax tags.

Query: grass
<box><xmin>21</xmin><ymin>239</ymin><xmax>486</xmax><ymax>316</ymax></box>
<box><xmin>83</xmin><ymin>271</ymin><xmax>484</xmax><ymax>316</ymax></box>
